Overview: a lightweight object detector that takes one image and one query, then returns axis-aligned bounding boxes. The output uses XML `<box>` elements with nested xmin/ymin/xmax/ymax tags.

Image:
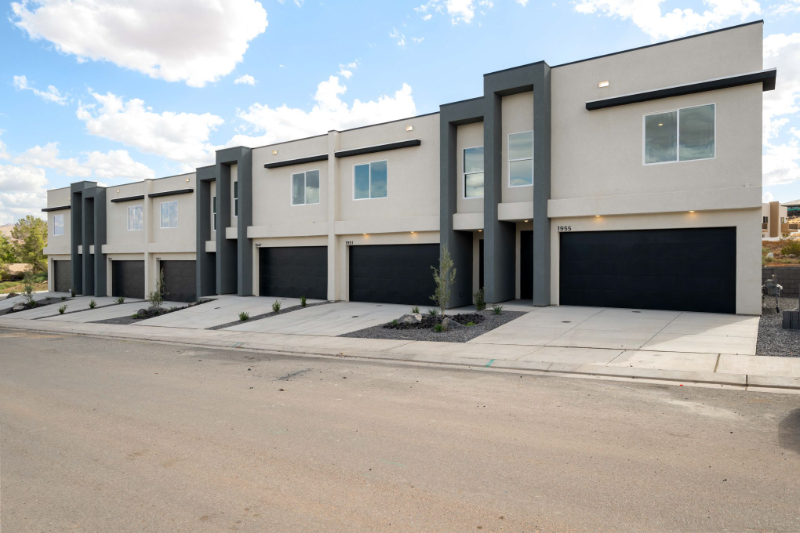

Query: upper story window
<box><xmin>160</xmin><ymin>201</ymin><xmax>178</xmax><ymax>229</ymax></box>
<box><xmin>292</xmin><ymin>170</ymin><xmax>320</xmax><ymax>205</ymax></box>
<box><xmin>645</xmin><ymin>104</ymin><xmax>715</xmax><ymax>165</ymax></box>
<box><xmin>212</xmin><ymin>196</ymin><xmax>217</xmax><ymax>230</ymax></box>
<box><xmin>464</xmin><ymin>147</ymin><xmax>484</xmax><ymax>199</ymax></box>
<box><xmin>354</xmin><ymin>161</ymin><xmax>388</xmax><ymax>200</ymax></box>
<box><xmin>508</xmin><ymin>131</ymin><xmax>533</xmax><ymax>187</ymax></box>
<box><xmin>763</xmin><ymin>216</ymin><xmax>769</xmax><ymax>224</ymax></box>
<box><xmin>233</xmin><ymin>181</ymin><xmax>239</xmax><ymax>217</ymax></box>
<box><xmin>53</xmin><ymin>214</ymin><xmax>64</xmax><ymax>236</ymax></box>
<box><xmin>127</xmin><ymin>205</ymin><xmax>143</xmax><ymax>231</ymax></box>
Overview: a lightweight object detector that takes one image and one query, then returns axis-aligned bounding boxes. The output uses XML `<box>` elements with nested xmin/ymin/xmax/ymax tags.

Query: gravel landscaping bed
<box><xmin>0</xmin><ymin>296</ymin><xmax>66</xmax><ymax>316</ymax></box>
<box><xmin>90</xmin><ymin>299</ymin><xmax>212</xmax><ymax>326</ymax></box>
<box><xmin>340</xmin><ymin>309</ymin><xmax>527</xmax><ymax>343</ymax></box>
<box><xmin>33</xmin><ymin>300</ymin><xmax>142</xmax><ymax>320</ymax></box>
<box><xmin>757</xmin><ymin>296</ymin><xmax>800</xmax><ymax>357</ymax></box>
<box><xmin>210</xmin><ymin>301</ymin><xmax>329</xmax><ymax>330</ymax></box>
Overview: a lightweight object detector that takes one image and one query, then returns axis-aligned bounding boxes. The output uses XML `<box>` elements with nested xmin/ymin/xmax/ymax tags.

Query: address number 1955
<box><xmin>557</xmin><ymin>226</ymin><xmax>572</xmax><ymax>232</ymax></box>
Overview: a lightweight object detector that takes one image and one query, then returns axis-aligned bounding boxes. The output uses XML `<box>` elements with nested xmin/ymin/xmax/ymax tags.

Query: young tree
<box><xmin>430</xmin><ymin>245</ymin><xmax>456</xmax><ymax>318</ymax></box>
<box><xmin>11</xmin><ymin>215</ymin><xmax>48</xmax><ymax>273</ymax></box>
<box><xmin>0</xmin><ymin>234</ymin><xmax>16</xmax><ymax>264</ymax></box>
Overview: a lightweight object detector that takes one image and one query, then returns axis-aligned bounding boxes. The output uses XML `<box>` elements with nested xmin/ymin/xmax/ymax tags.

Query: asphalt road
<box><xmin>2</xmin><ymin>328</ymin><xmax>799</xmax><ymax>532</ymax></box>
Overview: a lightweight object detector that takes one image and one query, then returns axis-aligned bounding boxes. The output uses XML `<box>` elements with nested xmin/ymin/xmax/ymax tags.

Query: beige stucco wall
<box><xmin>550</xmin><ymin>23</ymin><xmax>763</xmax><ymax>216</ymax></box>
<box><xmin>456</xmin><ymin>121</ymin><xmax>484</xmax><ymax>214</ymax></box>
<box><xmin>149</xmin><ymin>174</ymin><xmax>196</xmax><ymax>250</ymax></box>
<box><xmin>501</xmin><ymin>92</ymin><xmax>534</xmax><ymax>205</ymax></box>
<box><xmin>44</xmin><ymin>187</ymin><xmax>72</xmax><ymax>256</ymax></box>
<box><xmin>549</xmin><ymin>209</ymin><xmax>762</xmax><ymax>315</ymax></box>
<box><xmin>337</xmin><ymin>114</ymin><xmax>439</xmax><ymax>224</ymax></box>
<box><xmin>105</xmin><ymin>182</ymin><xmax>146</xmax><ymax>252</ymax></box>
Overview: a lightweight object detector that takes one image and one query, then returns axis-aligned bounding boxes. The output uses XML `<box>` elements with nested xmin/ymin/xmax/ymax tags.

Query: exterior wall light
<box><xmin>524</xmin><ymin>219</ymin><xmax>529</xmax><ymax>223</ymax></box>
<box><xmin>186</xmin><ymin>177</ymin><xmax>190</xmax><ymax>182</ymax></box>
<box><xmin>598</xmin><ymin>81</ymin><xmax>610</xmax><ymax>88</ymax></box>
<box><xmin>410</xmin><ymin>231</ymin><xmax>415</xmax><ymax>234</ymax></box>
<box><xmin>595</xmin><ymin>215</ymin><xmax>600</xmax><ymax>218</ymax></box>
<box><xmin>689</xmin><ymin>210</ymin><xmax>695</xmax><ymax>213</ymax></box>
<box><xmin>272</xmin><ymin>150</ymin><xmax>278</xmax><ymax>155</ymax></box>
<box><xmin>406</xmin><ymin>125</ymin><xmax>413</xmax><ymax>132</ymax></box>
<box><xmin>478</xmin><ymin>229</ymin><xmax>483</xmax><ymax>232</ymax></box>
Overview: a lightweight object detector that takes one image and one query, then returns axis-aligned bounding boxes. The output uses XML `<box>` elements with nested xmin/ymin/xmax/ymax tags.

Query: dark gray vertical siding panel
<box><xmin>214</xmin><ymin>147</ymin><xmax>252</xmax><ymax>296</ymax></box>
<box><xmin>196</xmin><ymin>166</ymin><xmax>216</xmax><ymax>298</ymax></box>
<box><xmin>81</xmin><ymin>194</ymin><xmax>95</xmax><ymax>295</ymax></box>
<box><xmin>532</xmin><ymin>65</ymin><xmax>551</xmax><ymax>306</ymax></box>
<box><xmin>93</xmin><ymin>187</ymin><xmax>107</xmax><ymax>296</ymax></box>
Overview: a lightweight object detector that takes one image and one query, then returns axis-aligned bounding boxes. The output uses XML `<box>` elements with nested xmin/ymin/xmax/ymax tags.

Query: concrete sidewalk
<box><xmin>1</xmin><ymin>315</ymin><xmax>798</xmax><ymax>394</ymax></box>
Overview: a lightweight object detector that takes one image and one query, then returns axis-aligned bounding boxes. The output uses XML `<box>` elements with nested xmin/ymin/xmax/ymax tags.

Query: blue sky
<box><xmin>1</xmin><ymin>0</ymin><xmax>799</xmax><ymax>224</ymax></box>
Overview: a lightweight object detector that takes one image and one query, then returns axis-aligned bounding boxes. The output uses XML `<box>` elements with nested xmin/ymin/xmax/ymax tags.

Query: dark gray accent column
<box><xmin>214</xmin><ymin>147</ymin><xmax>253</xmax><ymax>296</ymax></box>
<box><xmin>196</xmin><ymin>165</ymin><xmax>216</xmax><ymax>298</ymax></box>
<box><xmin>439</xmin><ymin>98</ymin><xmax>484</xmax><ymax>308</ymax></box>
<box><xmin>69</xmin><ymin>181</ymin><xmax>96</xmax><ymax>295</ymax></box>
<box><xmin>81</xmin><ymin>194</ymin><xmax>95</xmax><ymax>296</ymax></box>
<box><xmin>93</xmin><ymin>187</ymin><xmax>107</xmax><ymax>297</ymax></box>
<box><xmin>532</xmin><ymin>65</ymin><xmax>551</xmax><ymax>307</ymax></box>
<box><xmin>483</xmin><ymin>62</ymin><xmax>551</xmax><ymax>306</ymax></box>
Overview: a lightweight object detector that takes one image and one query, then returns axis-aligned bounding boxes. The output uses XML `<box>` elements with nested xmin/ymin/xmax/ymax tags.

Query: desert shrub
<box><xmin>411</xmin><ymin>306</ymin><xmax>420</xmax><ymax>314</ymax></box>
<box><xmin>492</xmin><ymin>305</ymin><xmax>504</xmax><ymax>315</ymax></box>
<box><xmin>89</xmin><ymin>299</ymin><xmax>97</xmax><ymax>309</ymax></box>
<box><xmin>300</xmin><ymin>295</ymin><xmax>307</xmax><ymax>308</ymax></box>
<box><xmin>239</xmin><ymin>311</ymin><xmax>250</xmax><ymax>321</ymax></box>
<box><xmin>116</xmin><ymin>296</ymin><xmax>125</xmax><ymax>304</ymax></box>
<box><xmin>433</xmin><ymin>323</ymin><xmax>444</xmax><ymax>333</ymax></box>
<box><xmin>59</xmin><ymin>305</ymin><xmax>67</xmax><ymax>314</ymax></box>
<box><xmin>781</xmin><ymin>240</ymin><xmax>800</xmax><ymax>257</ymax></box>
<box><xmin>473</xmin><ymin>287</ymin><xmax>486</xmax><ymax>311</ymax></box>
<box><xmin>272</xmin><ymin>300</ymin><xmax>281</xmax><ymax>313</ymax></box>
<box><xmin>428</xmin><ymin>308</ymin><xmax>439</xmax><ymax>317</ymax></box>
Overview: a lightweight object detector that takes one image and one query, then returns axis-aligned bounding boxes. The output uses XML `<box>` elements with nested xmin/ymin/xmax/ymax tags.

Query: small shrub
<box><xmin>411</xmin><ymin>306</ymin><xmax>420</xmax><ymax>314</ymax></box>
<box><xmin>116</xmin><ymin>296</ymin><xmax>125</xmax><ymax>304</ymax></box>
<box><xmin>433</xmin><ymin>323</ymin><xmax>444</xmax><ymax>333</ymax></box>
<box><xmin>781</xmin><ymin>240</ymin><xmax>800</xmax><ymax>257</ymax></box>
<box><xmin>300</xmin><ymin>295</ymin><xmax>307</xmax><ymax>308</ymax></box>
<box><xmin>466</xmin><ymin>321</ymin><xmax>476</xmax><ymax>326</ymax></box>
<box><xmin>148</xmin><ymin>269</ymin><xmax>166</xmax><ymax>308</ymax></box>
<box><xmin>272</xmin><ymin>300</ymin><xmax>281</xmax><ymax>313</ymax></box>
<box><xmin>239</xmin><ymin>311</ymin><xmax>250</xmax><ymax>321</ymax></box>
<box><xmin>59</xmin><ymin>305</ymin><xmax>67</xmax><ymax>314</ymax></box>
<box><xmin>131</xmin><ymin>313</ymin><xmax>140</xmax><ymax>319</ymax></box>
<box><xmin>89</xmin><ymin>299</ymin><xmax>97</xmax><ymax>309</ymax></box>
<box><xmin>473</xmin><ymin>288</ymin><xmax>486</xmax><ymax>311</ymax></box>
<box><xmin>428</xmin><ymin>308</ymin><xmax>439</xmax><ymax>317</ymax></box>
<box><xmin>168</xmin><ymin>307</ymin><xmax>178</xmax><ymax>312</ymax></box>
<box><xmin>492</xmin><ymin>305</ymin><xmax>504</xmax><ymax>315</ymax></box>
<box><xmin>390</xmin><ymin>319</ymin><xmax>399</xmax><ymax>326</ymax></box>
<box><xmin>22</xmin><ymin>271</ymin><xmax>35</xmax><ymax>306</ymax></box>
<box><xmin>430</xmin><ymin>245</ymin><xmax>456</xmax><ymax>318</ymax></box>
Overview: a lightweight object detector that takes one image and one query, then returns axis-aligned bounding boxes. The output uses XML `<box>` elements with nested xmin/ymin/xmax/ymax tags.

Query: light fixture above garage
<box><xmin>598</xmin><ymin>80</ymin><xmax>610</xmax><ymax>88</ymax></box>
<box><xmin>689</xmin><ymin>210</ymin><xmax>695</xmax><ymax>213</ymax></box>
<box><xmin>524</xmin><ymin>220</ymin><xmax>529</xmax><ymax>223</ymax></box>
<box><xmin>272</xmin><ymin>150</ymin><xmax>278</xmax><ymax>155</ymax></box>
<box><xmin>406</xmin><ymin>125</ymin><xmax>413</xmax><ymax>132</ymax></box>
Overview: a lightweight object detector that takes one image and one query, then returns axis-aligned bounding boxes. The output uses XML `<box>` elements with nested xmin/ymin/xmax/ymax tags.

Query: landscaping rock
<box><xmin>398</xmin><ymin>313</ymin><xmax>422</xmax><ymax>325</ymax></box>
<box><xmin>11</xmin><ymin>303</ymin><xmax>25</xmax><ymax>312</ymax></box>
<box><xmin>441</xmin><ymin>317</ymin><xmax>464</xmax><ymax>331</ymax></box>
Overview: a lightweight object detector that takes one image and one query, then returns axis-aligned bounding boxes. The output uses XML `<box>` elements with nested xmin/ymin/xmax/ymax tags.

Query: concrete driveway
<box><xmin>2</xmin><ymin>296</ymin><xmax>141</xmax><ymax>320</ymax></box>
<box><xmin>469</xmin><ymin>305</ymin><xmax>759</xmax><ymax>356</ymax></box>
<box><xmin>0</xmin><ymin>291</ymin><xmax>69</xmax><ymax>311</ymax></box>
<box><xmin>226</xmin><ymin>301</ymin><xmax>437</xmax><ymax>336</ymax></box>
<box><xmin>41</xmin><ymin>300</ymin><xmax>182</xmax><ymax>323</ymax></box>
<box><xmin>136</xmin><ymin>295</ymin><xmax>326</xmax><ymax>329</ymax></box>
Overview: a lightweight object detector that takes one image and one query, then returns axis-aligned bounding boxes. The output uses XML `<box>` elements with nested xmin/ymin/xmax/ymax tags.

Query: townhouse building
<box><xmin>44</xmin><ymin>21</ymin><xmax>774</xmax><ymax>315</ymax></box>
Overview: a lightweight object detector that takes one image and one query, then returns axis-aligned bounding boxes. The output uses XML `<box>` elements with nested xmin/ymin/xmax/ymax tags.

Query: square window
<box><xmin>161</xmin><ymin>201</ymin><xmax>178</xmax><ymax>229</ymax></box>
<box><xmin>53</xmin><ymin>214</ymin><xmax>64</xmax><ymax>236</ymax></box>
<box><xmin>127</xmin><ymin>205</ymin><xmax>143</xmax><ymax>231</ymax></box>
<box><xmin>353</xmin><ymin>161</ymin><xmax>387</xmax><ymax>200</ymax></box>
<box><xmin>292</xmin><ymin>170</ymin><xmax>321</xmax><ymax>205</ymax></box>
<box><xmin>644</xmin><ymin>104</ymin><xmax>714</xmax><ymax>165</ymax></box>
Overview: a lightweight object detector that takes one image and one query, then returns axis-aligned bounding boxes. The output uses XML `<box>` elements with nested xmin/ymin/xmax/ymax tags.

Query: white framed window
<box><xmin>508</xmin><ymin>131</ymin><xmax>533</xmax><ymax>187</ymax></box>
<box><xmin>644</xmin><ymin>104</ymin><xmax>715</xmax><ymax>165</ymax></box>
<box><xmin>233</xmin><ymin>181</ymin><xmax>239</xmax><ymax>217</ymax></box>
<box><xmin>463</xmin><ymin>146</ymin><xmax>484</xmax><ymax>199</ymax></box>
<box><xmin>160</xmin><ymin>201</ymin><xmax>178</xmax><ymax>229</ymax></box>
<box><xmin>53</xmin><ymin>214</ymin><xmax>64</xmax><ymax>236</ymax></box>
<box><xmin>127</xmin><ymin>205</ymin><xmax>143</xmax><ymax>231</ymax></box>
<box><xmin>212</xmin><ymin>196</ymin><xmax>217</xmax><ymax>230</ymax></box>
<box><xmin>353</xmin><ymin>160</ymin><xmax>388</xmax><ymax>200</ymax></box>
<box><xmin>292</xmin><ymin>170</ymin><xmax>320</xmax><ymax>205</ymax></box>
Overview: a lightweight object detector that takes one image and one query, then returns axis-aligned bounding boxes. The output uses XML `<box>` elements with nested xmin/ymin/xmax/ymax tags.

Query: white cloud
<box><xmin>0</xmin><ymin>132</ymin><xmax>9</xmax><ymax>160</ymax></box>
<box><xmin>13</xmin><ymin>75</ymin><xmax>67</xmax><ymax>105</ymax></box>
<box><xmin>415</xmin><ymin>0</ymin><xmax>485</xmax><ymax>24</ymax></box>
<box><xmin>11</xmin><ymin>0</ymin><xmax>268</xmax><ymax>88</ymax></box>
<box><xmin>14</xmin><ymin>142</ymin><xmax>155</xmax><ymax>181</ymax></box>
<box><xmin>764</xmin><ymin>140</ymin><xmax>800</xmax><ymax>186</ymax></box>
<box><xmin>0</xmin><ymin>164</ymin><xmax>48</xmax><ymax>224</ymax></box>
<box><xmin>234</xmin><ymin>74</ymin><xmax>256</xmax><ymax>85</ymax></box>
<box><xmin>338</xmin><ymin>61</ymin><xmax>358</xmax><ymax>79</ymax></box>
<box><xmin>412</xmin><ymin>37</ymin><xmax>425</xmax><ymax>43</ymax></box>
<box><xmin>390</xmin><ymin>27</ymin><xmax>406</xmax><ymax>46</ymax></box>
<box><xmin>516</xmin><ymin>0</ymin><xmax>529</xmax><ymax>5</ymax></box>
<box><xmin>763</xmin><ymin>191</ymin><xmax>774</xmax><ymax>202</ymax></box>
<box><xmin>762</xmin><ymin>33</ymin><xmax>800</xmax><ymax>187</ymax></box>
<box><xmin>572</xmin><ymin>0</ymin><xmax>760</xmax><ymax>40</ymax></box>
<box><xmin>772</xmin><ymin>0</ymin><xmax>800</xmax><ymax>15</ymax></box>
<box><xmin>228</xmin><ymin>75</ymin><xmax>417</xmax><ymax>147</ymax></box>
<box><xmin>76</xmin><ymin>91</ymin><xmax>224</xmax><ymax>169</ymax></box>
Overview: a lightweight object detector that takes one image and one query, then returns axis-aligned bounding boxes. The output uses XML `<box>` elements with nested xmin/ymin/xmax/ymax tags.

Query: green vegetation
<box><xmin>116</xmin><ymin>296</ymin><xmax>125</xmax><ymax>304</ymax></box>
<box><xmin>473</xmin><ymin>287</ymin><xmax>486</xmax><ymax>311</ymax></box>
<box><xmin>433</xmin><ymin>323</ymin><xmax>444</xmax><ymax>333</ymax></box>
<box><xmin>411</xmin><ymin>306</ymin><xmax>420</xmax><ymax>314</ymax></box>
<box><xmin>300</xmin><ymin>295</ymin><xmax>307</xmax><ymax>308</ymax></box>
<box><xmin>492</xmin><ymin>305</ymin><xmax>504</xmax><ymax>315</ymax></box>
<box><xmin>89</xmin><ymin>299</ymin><xmax>97</xmax><ymax>309</ymax></box>
<box><xmin>0</xmin><ymin>272</ymin><xmax>47</xmax><ymax>294</ymax></box>
<box><xmin>148</xmin><ymin>269</ymin><xmax>166</xmax><ymax>308</ymax></box>
<box><xmin>59</xmin><ymin>305</ymin><xmax>67</xmax><ymax>314</ymax></box>
<box><xmin>430</xmin><ymin>245</ymin><xmax>456</xmax><ymax>318</ymax></box>
<box><xmin>427</xmin><ymin>308</ymin><xmax>439</xmax><ymax>317</ymax></box>
<box><xmin>239</xmin><ymin>311</ymin><xmax>250</xmax><ymax>321</ymax></box>
<box><xmin>11</xmin><ymin>215</ymin><xmax>48</xmax><ymax>273</ymax></box>
<box><xmin>466</xmin><ymin>321</ymin><xmax>476</xmax><ymax>326</ymax></box>
<box><xmin>272</xmin><ymin>300</ymin><xmax>281</xmax><ymax>313</ymax></box>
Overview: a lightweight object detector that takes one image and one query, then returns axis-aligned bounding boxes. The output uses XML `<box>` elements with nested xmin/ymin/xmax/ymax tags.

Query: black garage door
<box><xmin>54</xmin><ymin>260</ymin><xmax>71</xmax><ymax>293</ymax></box>
<box><xmin>161</xmin><ymin>261</ymin><xmax>197</xmax><ymax>303</ymax></box>
<box><xmin>259</xmin><ymin>247</ymin><xmax>327</xmax><ymax>300</ymax></box>
<box><xmin>349</xmin><ymin>244</ymin><xmax>439</xmax><ymax>305</ymax></box>
<box><xmin>559</xmin><ymin>228</ymin><xmax>736</xmax><ymax>314</ymax></box>
<box><xmin>112</xmin><ymin>260</ymin><xmax>145</xmax><ymax>299</ymax></box>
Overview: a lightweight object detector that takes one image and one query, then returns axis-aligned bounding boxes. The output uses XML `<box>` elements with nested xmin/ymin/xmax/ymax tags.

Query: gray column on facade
<box><xmin>214</xmin><ymin>147</ymin><xmax>252</xmax><ymax>296</ymax></box>
<box><xmin>439</xmin><ymin>98</ymin><xmax>484</xmax><ymax>308</ymax></box>
<box><xmin>69</xmin><ymin>183</ymin><xmax>85</xmax><ymax>294</ymax></box>
<box><xmin>483</xmin><ymin>62</ymin><xmax>551</xmax><ymax>306</ymax></box>
<box><xmin>93</xmin><ymin>187</ymin><xmax>107</xmax><ymax>297</ymax></box>
<box><xmin>81</xmin><ymin>193</ymin><xmax>95</xmax><ymax>296</ymax></box>
<box><xmin>196</xmin><ymin>165</ymin><xmax>217</xmax><ymax>298</ymax></box>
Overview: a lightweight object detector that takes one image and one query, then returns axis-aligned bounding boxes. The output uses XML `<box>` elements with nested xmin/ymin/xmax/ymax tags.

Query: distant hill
<box><xmin>0</xmin><ymin>224</ymin><xmax>14</xmax><ymax>240</ymax></box>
